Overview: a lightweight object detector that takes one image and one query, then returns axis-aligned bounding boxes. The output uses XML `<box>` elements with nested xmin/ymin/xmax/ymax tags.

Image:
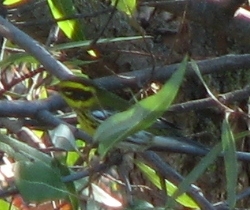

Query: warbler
<box><xmin>56</xmin><ymin>76</ymin><xmax>208</xmax><ymax>155</ymax></box>
<box><xmin>56</xmin><ymin>76</ymin><xmax>131</xmax><ymax>135</ymax></box>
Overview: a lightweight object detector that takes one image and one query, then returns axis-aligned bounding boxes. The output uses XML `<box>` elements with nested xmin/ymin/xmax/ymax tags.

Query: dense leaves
<box><xmin>0</xmin><ymin>0</ymin><xmax>249</xmax><ymax>209</ymax></box>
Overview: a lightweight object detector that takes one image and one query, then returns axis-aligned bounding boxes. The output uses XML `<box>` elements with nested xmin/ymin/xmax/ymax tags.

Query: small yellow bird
<box><xmin>56</xmin><ymin>76</ymin><xmax>129</xmax><ymax>136</ymax></box>
<box><xmin>56</xmin><ymin>76</ymin><xmax>208</xmax><ymax>155</ymax></box>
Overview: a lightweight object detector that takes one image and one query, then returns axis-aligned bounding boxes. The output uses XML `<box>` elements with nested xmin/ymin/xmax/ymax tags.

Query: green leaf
<box><xmin>14</xmin><ymin>160</ymin><xmax>68</xmax><ymax>202</ymax></box>
<box><xmin>171</xmin><ymin>116</ymin><xmax>236</xmax><ymax>208</ymax></box>
<box><xmin>3</xmin><ymin>0</ymin><xmax>22</xmax><ymax>5</ymax></box>
<box><xmin>0</xmin><ymin>133</ymin><xmax>52</xmax><ymax>164</ymax></box>
<box><xmin>222</xmin><ymin>113</ymin><xmax>237</xmax><ymax>208</ymax></box>
<box><xmin>171</xmin><ymin>142</ymin><xmax>222</xmax><ymax>205</ymax></box>
<box><xmin>136</xmin><ymin>161</ymin><xmax>199</xmax><ymax>208</ymax></box>
<box><xmin>51</xmin><ymin>36</ymin><xmax>151</xmax><ymax>51</ymax></box>
<box><xmin>95</xmin><ymin>56</ymin><xmax>188</xmax><ymax>157</ymax></box>
<box><xmin>111</xmin><ymin>0</ymin><xmax>137</xmax><ymax>16</ymax></box>
<box><xmin>54</xmin><ymin>159</ymin><xmax>78</xmax><ymax>210</ymax></box>
<box><xmin>47</xmin><ymin>0</ymin><xmax>85</xmax><ymax>41</ymax></box>
<box><xmin>0</xmin><ymin>53</ymin><xmax>39</xmax><ymax>68</ymax></box>
<box><xmin>170</xmin><ymin>60</ymin><xmax>224</xmax><ymax>202</ymax></box>
<box><xmin>0</xmin><ymin>199</ymin><xmax>16</xmax><ymax>210</ymax></box>
<box><xmin>0</xmin><ymin>134</ymin><xmax>78</xmax><ymax>206</ymax></box>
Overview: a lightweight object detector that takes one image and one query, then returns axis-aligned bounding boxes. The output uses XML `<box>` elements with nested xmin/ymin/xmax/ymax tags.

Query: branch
<box><xmin>95</xmin><ymin>54</ymin><xmax>250</xmax><ymax>90</ymax></box>
<box><xmin>0</xmin><ymin>14</ymin><xmax>250</xmax><ymax>93</ymax></box>
<box><xmin>0</xmin><ymin>16</ymin><xmax>72</xmax><ymax>80</ymax></box>
<box><xmin>169</xmin><ymin>86</ymin><xmax>250</xmax><ymax>112</ymax></box>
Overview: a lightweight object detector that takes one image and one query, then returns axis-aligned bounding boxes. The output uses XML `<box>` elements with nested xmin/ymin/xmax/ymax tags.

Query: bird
<box><xmin>55</xmin><ymin>75</ymin><xmax>223</xmax><ymax>210</ymax></box>
<box><xmin>56</xmin><ymin>76</ymin><xmax>209</xmax><ymax>156</ymax></box>
<box><xmin>56</xmin><ymin>76</ymin><xmax>130</xmax><ymax>136</ymax></box>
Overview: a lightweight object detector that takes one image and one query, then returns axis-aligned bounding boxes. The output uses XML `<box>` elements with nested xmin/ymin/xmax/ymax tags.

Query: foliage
<box><xmin>47</xmin><ymin>0</ymin><xmax>85</xmax><ymax>41</ymax></box>
<box><xmin>95</xmin><ymin>57</ymin><xmax>187</xmax><ymax>157</ymax></box>
<box><xmin>0</xmin><ymin>0</ymin><xmax>249</xmax><ymax>209</ymax></box>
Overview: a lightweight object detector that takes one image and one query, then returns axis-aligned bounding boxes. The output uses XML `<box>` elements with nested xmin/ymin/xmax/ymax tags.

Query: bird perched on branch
<box><xmin>56</xmin><ymin>76</ymin><xmax>208</xmax><ymax>155</ymax></box>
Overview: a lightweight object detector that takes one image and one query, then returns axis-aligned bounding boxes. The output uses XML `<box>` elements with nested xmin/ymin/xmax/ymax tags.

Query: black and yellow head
<box><xmin>56</xmin><ymin>77</ymin><xmax>99</xmax><ymax>110</ymax></box>
<box><xmin>57</xmin><ymin>76</ymin><xmax>130</xmax><ymax>113</ymax></box>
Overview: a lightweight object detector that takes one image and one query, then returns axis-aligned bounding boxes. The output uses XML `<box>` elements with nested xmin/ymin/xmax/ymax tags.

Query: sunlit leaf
<box><xmin>66</xmin><ymin>139</ymin><xmax>86</xmax><ymax>166</ymax></box>
<box><xmin>0</xmin><ymin>199</ymin><xmax>12</xmax><ymax>210</ymax></box>
<box><xmin>3</xmin><ymin>0</ymin><xmax>22</xmax><ymax>5</ymax></box>
<box><xmin>66</xmin><ymin>151</ymin><xmax>80</xmax><ymax>167</ymax></box>
<box><xmin>111</xmin><ymin>0</ymin><xmax>136</xmax><ymax>16</ymax></box>
<box><xmin>47</xmin><ymin>0</ymin><xmax>84</xmax><ymax>41</ymax></box>
<box><xmin>51</xmin><ymin>36</ymin><xmax>151</xmax><ymax>51</ymax></box>
<box><xmin>95</xmin><ymin>56</ymin><xmax>187</xmax><ymax>157</ymax></box>
<box><xmin>88</xmin><ymin>50</ymin><xmax>98</xmax><ymax>58</ymax></box>
<box><xmin>136</xmin><ymin>161</ymin><xmax>199</xmax><ymax>208</ymax></box>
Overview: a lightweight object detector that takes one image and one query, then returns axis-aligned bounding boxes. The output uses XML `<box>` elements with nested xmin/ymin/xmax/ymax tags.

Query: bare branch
<box><xmin>96</xmin><ymin>54</ymin><xmax>250</xmax><ymax>90</ymax></box>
